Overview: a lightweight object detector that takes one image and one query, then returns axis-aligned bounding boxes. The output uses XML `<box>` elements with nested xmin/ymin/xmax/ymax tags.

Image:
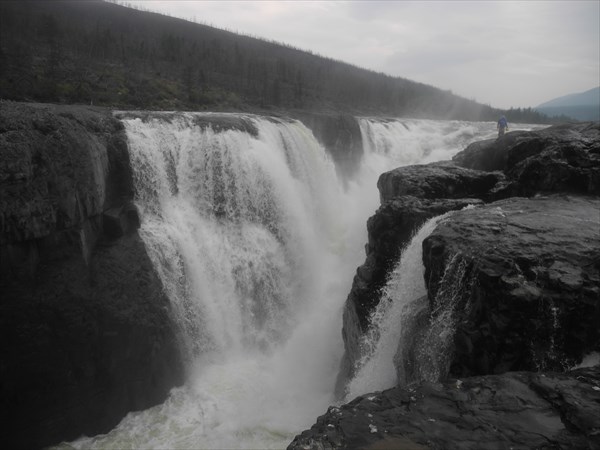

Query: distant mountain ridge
<box><xmin>536</xmin><ymin>87</ymin><xmax>600</xmax><ymax>121</ymax></box>
<box><xmin>537</xmin><ymin>87</ymin><xmax>600</xmax><ymax>108</ymax></box>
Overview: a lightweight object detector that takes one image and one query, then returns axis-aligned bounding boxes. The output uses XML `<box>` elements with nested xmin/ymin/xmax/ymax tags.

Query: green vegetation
<box><xmin>0</xmin><ymin>1</ymin><xmax>562</xmax><ymax>122</ymax></box>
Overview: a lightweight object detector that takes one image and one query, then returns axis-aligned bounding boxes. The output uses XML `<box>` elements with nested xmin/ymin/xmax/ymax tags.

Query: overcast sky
<box><xmin>129</xmin><ymin>0</ymin><xmax>599</xmax><ymax>109</ymax></box>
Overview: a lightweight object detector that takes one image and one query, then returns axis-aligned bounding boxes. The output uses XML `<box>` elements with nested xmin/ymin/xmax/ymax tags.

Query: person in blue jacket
<box><xmin>497</xmin><ymin>115</ymin><xmax>508</xmax><ymax>138</ymax></box>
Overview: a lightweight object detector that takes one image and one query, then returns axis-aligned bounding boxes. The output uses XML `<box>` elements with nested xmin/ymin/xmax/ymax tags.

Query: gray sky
<box><xmin>129</xmin><ymin>0</ymin><xmax>599</xmax><ymax>109</ymax></box>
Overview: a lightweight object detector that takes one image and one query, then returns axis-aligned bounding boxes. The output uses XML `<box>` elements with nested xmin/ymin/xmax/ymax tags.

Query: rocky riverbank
<box><xmin>318</xmin><ymin>122</ymin><xmax>600</xmax><ymax>448</ymax></box>
<box><xmin>290</xmin><ymin>364</ymin><xmax>600</xmax><ymax>450</ymax></box>
<box><xmin>0</xmin><ymin>102</ymin><xmax>184</xmax><ymax>449</ymax></box>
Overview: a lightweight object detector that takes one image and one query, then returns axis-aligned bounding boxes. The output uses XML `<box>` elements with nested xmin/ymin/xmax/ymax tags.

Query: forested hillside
<box><xmin>0</xmin><ymin>0</ymin><xmax>555</xmax><ymax>122</ymax></box>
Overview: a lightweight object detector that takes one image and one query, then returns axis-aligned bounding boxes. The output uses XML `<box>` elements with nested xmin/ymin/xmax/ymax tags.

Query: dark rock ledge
<box><xmin>337</xmin><ymin>165</ymin><xmax>507</xmax><ymax>391</ymax></box>
<box><xmin>453</xmin><ymin>122</ymin><xmax>600</xmax><ymax>195</ymax></box>
<box><xmin>0</xmin><ymin>102</ymin><xmax>184</xmax><ymax>449</ymax></box>
<box><xmin>322</xmin><ymin>122</ymin><xmax>600</xmax><ymax>449</ymax></box>
<box><xmin>422</xmin><ymin>195</ymin><xmax>600</xmax><ymax>377</ymax></box>
<box><xmin>337</xmin><ymin>122</ymin><xmax>600</xmax><ymax>391</ymax></box>
<box><xmin>290</xmin><ymin>365</ymin><xmax>600</xmax><ymax>450</ymax></box>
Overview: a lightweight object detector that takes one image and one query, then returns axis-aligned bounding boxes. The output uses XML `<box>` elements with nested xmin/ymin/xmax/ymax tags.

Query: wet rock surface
<box><xmin>452</xmin><ymin>122</ymin><xmax>600</xmax><ymax>196</ymax></box>
<box><xmin>337</xmin><ymin>196</ymin><xmax>483</xmax><ymax>392</ymax></box>
<box><xmin>292</xmin><ymin>112</ymin><xmax>364</xmax><ymax>178</ymax></box>
<box><xmin>338</xmin><ymin>164</ymin><xmax>499</xmax><ymax>391</ymax></box>
<box><xmin>422</xmin><ymin>196</ymin><xmax>600</xmax><ymax>376</ymax></box>
<box><xmin>377</xmin><ymin>164</ymin><xmax>505</xmax><ymax>203</ymax></box>
<box><xmin>327</xmin><ymin>122</ymin><xmax>600</xmax><ymax>448</ymax></box>
<box><xmin>0</xmin><ymin>102</ymin><xmax>183</xmax><ymax>449</ymax></box>
<box><xmin>290</xmin><ymin>365</ymin><xmax>600</xmax><ymax>450</ymax></box>
<box><xmin>338</xmin><ymin>124</ymin><xmax>600</xmax><ymax>391</ymax></box>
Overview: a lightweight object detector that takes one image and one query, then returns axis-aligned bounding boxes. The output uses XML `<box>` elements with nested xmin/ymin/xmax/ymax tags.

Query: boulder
<box><xmin>422</xmin><ymin>195</ymin><xmax>600</xmax><ymax>377</ymax></box>
<box><xmin>453</xmin><ymin>122</ymin><xmax>600</xmax><ymax>195</ymax></box>
<box><xmin>0</xmin><ymin>102</ymin><xmax>183</xmax><ymax>449</ymax></box>
<box><xmin>377</xmin><ymin>164</ymin><xmax>505</xmax><ymax>203</ymax></box>
<box><xmin>290</xmin><ymin>365</ymin><xmax>600</xmax><ymax>450</ymax></box>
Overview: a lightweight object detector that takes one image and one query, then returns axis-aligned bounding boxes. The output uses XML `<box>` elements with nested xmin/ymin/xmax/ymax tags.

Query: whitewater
<box><xmin>62</xmin><ymin>115</ymin><xmax>529</xmax><ymax>449</ymax></box>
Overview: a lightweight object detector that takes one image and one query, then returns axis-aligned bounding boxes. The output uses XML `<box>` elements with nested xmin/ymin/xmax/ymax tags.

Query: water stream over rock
<box><xmin>64</xmin><ymin>114</ymin><xmax>504</xmax><ymax>449</ymax></box>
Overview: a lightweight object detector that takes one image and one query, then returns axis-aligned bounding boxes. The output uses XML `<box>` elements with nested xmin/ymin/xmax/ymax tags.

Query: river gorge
<box><xmin>1</xmin><ymin>102</ymin><xmax>598</xmax><ymax>449</ymax></box>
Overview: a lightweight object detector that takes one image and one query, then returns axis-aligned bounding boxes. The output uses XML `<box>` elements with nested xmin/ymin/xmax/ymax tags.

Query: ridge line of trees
<box><xmin>0</xmin><ymin>0</ymin><xmax>564</xmax><ymax>123</ymax></box>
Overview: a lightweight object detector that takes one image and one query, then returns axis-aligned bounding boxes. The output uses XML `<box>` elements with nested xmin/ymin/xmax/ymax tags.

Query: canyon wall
<box><xmin>0</xmin><ymin>102</ymin><xmax>184</xmax><ymax>449</ymax></box>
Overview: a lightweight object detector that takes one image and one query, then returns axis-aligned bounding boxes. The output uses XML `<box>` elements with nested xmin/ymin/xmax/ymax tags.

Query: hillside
<box><xmin>536</xmin><ymin>87</ymin><xmax>600</xmax><ymax>121</ymax></box>
<box><xmin>538</xmin><ymin>87</ymin><xmax>600</xmax><ymax>108</ymax></box>
<box><xmin>0</xmin><ymin>0</ymin><xmax>552</xmax><ymax>122</ymax></box>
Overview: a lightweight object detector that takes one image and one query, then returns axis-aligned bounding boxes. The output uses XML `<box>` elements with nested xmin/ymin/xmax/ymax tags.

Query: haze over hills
<box><xmin>535</xmin><ymin>87</ymin><xmax>600</xmax><ymax>121</ymax></box>
<box><xmin>0</xmin><ymin>0</ymin><xmax>555</xmax><ymax>123</ymax></box>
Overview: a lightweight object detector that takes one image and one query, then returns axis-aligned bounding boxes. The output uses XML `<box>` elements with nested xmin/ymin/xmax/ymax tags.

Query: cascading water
<box><xmin>345</xmin><ymin>212</ymin><xmax>454</xmax><ymax>400</ymax></box>
<box><xmin>340</xmin><ymin>118</ymin><xmax>499</xmax><ymax>248</ymax></box>
<box><xmin>123</xmin><ymin>114</ymin><xmax>345</xmax><ymax>359</ymax></box>
<box><xmin>411</xmin><ymin>253</ymin><xmax>476</xmax><ymax>382</ymax></box>
<box><xmin>63</xmin><ymin>115</ymin><xmax>525</xmax><ymax>449</ymax></box>
<box><xmin>358</xmin><ymin>117</ymin><xmax>498</xmax><ymax>169</ymax></box>
<box><xmin>344</xmin><ymin>209</ymin><xmax>480</xmax><ymax>401</ymax></box>
<box><xmin>65</xmin><ymin>113</ymin><xmax>363</xmax><ymax>449</ymax></box>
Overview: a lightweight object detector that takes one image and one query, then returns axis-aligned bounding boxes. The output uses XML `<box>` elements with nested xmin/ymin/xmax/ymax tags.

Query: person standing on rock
<box><xmin>497</xmin><ymin>115</ymin><xmax>508</xmax><ymax>138</ymax></box>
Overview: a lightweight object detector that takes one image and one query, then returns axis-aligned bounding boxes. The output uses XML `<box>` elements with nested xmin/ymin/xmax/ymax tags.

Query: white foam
<box><xmin>345</xmin><ymin>212</ymin><xmax>454</xmax><ymax>400</ymax></box>
<box><xmin>573</xmin><ymin>352</ymin><xmax>600</xmax><ymax>369</ymax></box>
<box><xmin>66</xmin><ymin>114</ymin><xmax>502</xmax><ymax>449</ymax></box>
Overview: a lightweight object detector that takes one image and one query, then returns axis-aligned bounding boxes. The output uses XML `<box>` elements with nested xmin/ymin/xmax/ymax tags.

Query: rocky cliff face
<box><xmin>322</xmin><ymin>122</ymin><xmax>600</xmax><ymax>447</ymax></box>
<box><xmin>292</xmin><ymin>112</ymin><xmax>364</xmax><ymax>178</ymax></box>
<box><xmin>337</xmin><ymin>195</ymin><xmax>483</xmax><ymax>394</ymax></box>
<box><xmin>422</xmin><ymin>196</ymin><xmax>600</xmax><ymax>376</ymax></box>
<box><xmin>0</xmin><ymin>102</ymin><xmax>184</xmax><ymax>449</ymax></box>
<box><xmin>337</xmin><ymin>164</ymin><xmax>509</xmax><ymax>392</ymax></box>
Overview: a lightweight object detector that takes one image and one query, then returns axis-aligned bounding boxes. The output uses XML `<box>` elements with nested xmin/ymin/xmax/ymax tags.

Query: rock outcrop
<box><xmin>422</xmin><ymin>196</ymin><xmax>600</xmax><ymax>376</ymax></box>
<box><xmin>337</xmin><ymin>123</ymin><xmax>600</xmax><ymax>393</ymax></box>
<box><xmin>0</xmin><ymin>102</ymin><xmax>184</xmax><ymax>449</ymax></box>
<box><xmin>453</xmin><ymin>122</ymin><xmax>600</xmax><ymax>196</ymax></box>
<box><xmin>327</xmin><ymin>122</ymin><xmax>600</xmax><ymax>448</ymax></box>
<box><xmin>377</xmin><ymin>164</ymin><xmax>505</xmax><ymax>203</ymax></box>
<box><xmin>290</xmin><ymin>365</ymin><xmax>600</xmax><ymax>450</ymax></box>
<box><xmin>337</xmin><ymin>195</ymin><xmax>483</xmax><ymax>393</ymax></box>
<box><xmin>337</xmin><ymin>164</ymin><xmax>505</xmax><ymax>392</ymax></box>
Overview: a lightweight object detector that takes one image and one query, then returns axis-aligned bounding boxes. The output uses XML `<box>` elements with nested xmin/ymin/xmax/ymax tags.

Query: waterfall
<box><xmin>532</xmin><ymin>298</ymin><xmax>570</xmax><ymax>371</ymax></box>
<box><xmin>359</xmin><ymin>117</ymin><xmax>498</xmax><ymax>167</ymax></box>
<box><xmin>68</xmin><ymin>112</ymin><xmax>365</xmax><ymax>449</ymax></box>
<box><xmin>124</xmin><ymin>113</ymin><xmax>345</xmax><ymax>359</ymax></box>
<box><xmin>345</xmin><ymin>212</ymin><xmax>454</xmax><ymax>400</ymax></box>
<box><xmin>345</xmin><ymin>223</ymin><xmax>479</xmax><ymax>399</ymax></box>
<box><xmin>411</xmin><ymin>253</ymin><xmax>475</xmax><ymax>382</ymax></box>
<box><xmin>66</xmin><ymin>114</ymin><xmax>504</xmax><ymax>449</ymax></box>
